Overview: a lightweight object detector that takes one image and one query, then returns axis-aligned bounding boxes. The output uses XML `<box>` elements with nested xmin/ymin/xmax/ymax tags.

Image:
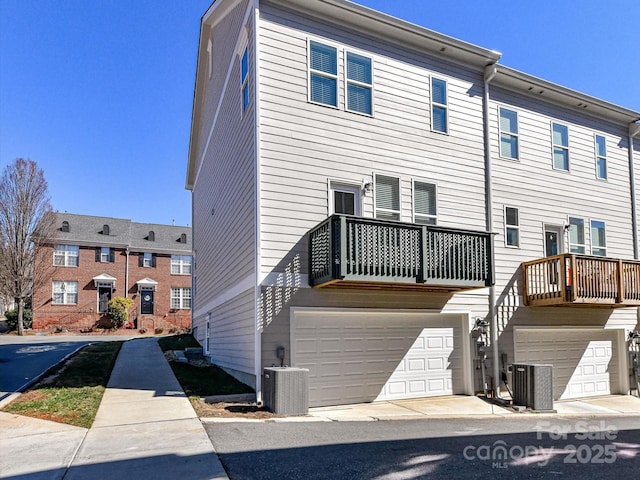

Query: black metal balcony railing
<box><xmin>522</xmin><ymin>253</ymin><xmax>640</xmax><ymax>307</ymax></box>
<box><xmin>308</xmin><ymin>215</ymin><xmax>494</xmax><ymax>290</ymax></box>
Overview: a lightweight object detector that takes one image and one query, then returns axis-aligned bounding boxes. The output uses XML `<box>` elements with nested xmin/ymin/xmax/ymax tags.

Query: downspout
<box><xmin>124</xmin><ymin>247</ymin><xmax>130</xmax><ymax>297</ymax></box>
<box><xmin>483</xmin><ymin>63</ymin><xmax>499</xmax><ymax>397</ymax></box>
<box><xmin>629</xmin><ymin>121</ymin><xmax>640</xmax><ymax>326</ymax></box>
<box><xmin>253</xmin><ymin>0</ymin><xmax>262</xmax><ymax>403</ymax></box>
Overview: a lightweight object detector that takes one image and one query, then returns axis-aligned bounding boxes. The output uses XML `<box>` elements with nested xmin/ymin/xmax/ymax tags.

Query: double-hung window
<box><xmin>346</xmin><ymin>52</ymin><xmax>372</xmax><ymax>115</ymax></box>
<box><xmin>499</xmin><ymin>107</ymin><xmax>519</xmax><ymax>160</ymax></box>
<box><xmin>590</xmin><ymin>220</ymin><xmax>607</xmax><ymax>256</ymax></box>
<box><xmin>140</xmin><ymin>252</ymin><xmax>155</xmax><ymax>268</ymax></box>
<box><xmin>309</xmin><ymin>41</ymin><xmax>338</xmax><ymax>107</ymax></box>
<box><xmin>431</xmin><ymin>77</ymin><xmax>448</xmax><ymax>133</ymax></box>
<box><xmin>595</xmin><ymin>135</ymin><xmax>607</xmax><ymax>180</ymax></box>
<box><xmin>552</xmin><ymin>123</ymin><xmax>569</xmax><ymax>171</ymax></box>
<box><xmin>413</xmin><ymin>181</ymin><xmax>437</xmax><ymax>225</ymax></box>
<box><xmin>505</xmin><ymin>207</ymin><xmax>520</xmax><ymax>247</ymax></box>
<box><xmin>171</xmin><ymin>287</ymin><xmax>191</xmax><ymax>309</ymax></box>
<box><xmin>54</xmin><ymin>245</ymin><xmax>79</xmax><ymax>267</ymax></box>
<box><xmin>568</xmin><ymin>217</ymin><xmax>586</xmax><ymax>254</ymax></box>
<box><xmin>241</xmin><ymin>47</ymin><xmax>249</xmax><ymax>111</ymax></box>
<box><xmin>171</xmin><ymin>255</ymin><xmax>192</xmax><ymax>275</ymax></box>
<box><xmin>52</xmin><ymin>281</ymin><xmax>78</xmax><ymax>305</ymax></box>
<box><xmin>375</xmin><ymin>175</ymin><xmax>400</xmax><ymax>221</ymax></box>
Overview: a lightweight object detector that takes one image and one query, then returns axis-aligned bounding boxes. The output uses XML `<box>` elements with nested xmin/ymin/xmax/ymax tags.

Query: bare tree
<box><xmin>0</xmin><ymin>159</ymin><xmax>54</xmax><ymax>335</ymax></box>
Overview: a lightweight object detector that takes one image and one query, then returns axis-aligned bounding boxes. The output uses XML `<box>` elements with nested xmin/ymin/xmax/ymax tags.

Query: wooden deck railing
<box><xmin>308</xmin><ymin>215</ymin><xmax>494</xmax><ymax>290</ymax></box>
<box><xmin>522</xmin><ymin>253</ymin><xmax>640</xmax><ymax>307</ymax></box>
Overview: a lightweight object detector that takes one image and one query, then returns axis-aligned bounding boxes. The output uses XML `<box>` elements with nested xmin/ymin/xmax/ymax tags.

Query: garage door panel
<box><xmin>294</xmin><ymin>312</ymin><xmax>467</xmax><ymax>407</ymax></box>
<box><xmin>515</xmin><ymin>329</ymin><xmax>620</xmax><ymax>401</ymax></box>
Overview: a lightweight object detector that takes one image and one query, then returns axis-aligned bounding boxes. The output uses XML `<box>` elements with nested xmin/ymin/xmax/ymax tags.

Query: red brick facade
<box><xmin>33</xmin><ymin>245</ymin><xmax>192</xmax><ymax>333</ymax></box>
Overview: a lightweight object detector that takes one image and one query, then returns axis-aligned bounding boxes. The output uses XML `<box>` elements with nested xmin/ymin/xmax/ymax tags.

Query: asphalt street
<box><xmin>0</xmin><ymin>335</ymin><xmax>134</xmax><ymax>401</ymax></box>
<box><xmin>205</xmin><ymin>416</ymin><xmax>640</xmax><ymax>480</ymax></box>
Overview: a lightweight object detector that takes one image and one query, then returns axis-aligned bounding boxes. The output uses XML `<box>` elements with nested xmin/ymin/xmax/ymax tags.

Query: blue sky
<box><xmin>1</xmin><ymin>1</ymin><xmax>638</xmax><ymax>227</ymax></box>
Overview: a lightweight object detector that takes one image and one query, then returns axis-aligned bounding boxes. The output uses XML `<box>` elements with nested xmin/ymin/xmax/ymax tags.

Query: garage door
<box><xmin>292</xmin><ymin>310</ymin><xmax>470</xmax><ymax>407</ymax></box>
<box><xmin>514</xmin><ymin>329</ymin><xmax>622</xmax><ymax>400</ymax></box>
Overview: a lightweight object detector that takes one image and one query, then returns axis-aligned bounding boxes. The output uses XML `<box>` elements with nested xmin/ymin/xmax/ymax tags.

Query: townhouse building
<box><xmin>33</xmin><ymin>213</ymin><xmax>192</xmax><ymax>333</ymax></box>
<box><xmin>186</xmin><ymin>0</ymin><xmax>640</xmax><ymax>407</ymax></box>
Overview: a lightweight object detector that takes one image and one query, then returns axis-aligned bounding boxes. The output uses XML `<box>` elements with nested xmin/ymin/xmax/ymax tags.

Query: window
<box><xmin>413</xmin><ymin>181</ymin><xmax>437</xmax><ymax>225</ymax></box>
<box><xmin>52</xmin><ymin>281</ymin><xmax>78</xmax><ymax>305</ymax></box>
<box><xmin>375</xmin><ymin>175</ymin><xmax>400</xmax><ymax>221</ymax></box>
<box><xmin>97</xmin><ymin>247</ymin><xmax>113</xmax><ymax>263</ymax></box>
<box><xmin>139</xmin><ymin>252</ymin><xmax>155</xmax><ymax>268</ymax></box>
<box><xmin>309</xmin><ymin>41</ymin><xmax>338</xmax><ymax>107</ymax></box>
<box><xmin>171</xmin><ymin>255</ymin><xmax>192</xmax><ymax>275</ymax></box>
<box><xmin>61</xmin><ymin>221</ymin><xmax>70</xmax><ymax>232</ymax></box>
<box><xmin>499</xmin><ymin>107</ymin><xmax>519</xmax><ymax>160</ymax></box>
<box><xmin>102</xmin><ymin>224</ymin><xmax>110</xmax><ymax>235</ymax></box>
<box><xmin>591</xmin><ymin>220</ymin><xmax>606</xmax><ymax>256</ymax></box>
<box><xmin>568</xmin><ymin>217</ymin><xmax>586</xmax><ymax>254</ymax></box>
<box><xmin>330</xmin><ymin>182</ymin><xmax>361</xmax><ymax>216</ymax></box>
<box><xmin>241</xmin><ymin>47</ymin><xmax>249</xmax><ymax>111</ymax></box>
<box><xmin>53</xmin><ymin>245</ymin><xmax>79</xmax><ymax>267</ymax></box>
<box><xmin>171</xmin><ymin>287</ymin><xmax>191</xmax><ymax>309</ymax></box>
<box><xmin>147</xmin><ymin>230</ymin><xmax>155</xmax><ymax>241</ymax></box>
<box><xmin>431</xmin><ymin>77</ymin><xmax>448</xmax><ymax>133</ymax></box>
<box><xmin>552</xmin><ymin>123</ymin><xmax>569</xmax><ymax>170</ymax></box>
<box><xmin>346</xmin><ymin>52</ymin><xmax>372</xmax><ymax>115</ymax></box>
<box><xmin>505</xmin><ymin>207</ymin><xmax>519</xmax><ymax>247</ymax></box>
<box><xmin>595</xmin><ymin>135</ymin><xmax>607</xmax><ymax>180</ymax></box>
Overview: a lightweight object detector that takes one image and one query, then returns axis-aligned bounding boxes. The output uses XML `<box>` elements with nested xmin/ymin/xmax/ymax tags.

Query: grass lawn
<box><xmin>1</xmin><ymin>341</ymin><xmax>123</xmax><ymax>428</ymax></box>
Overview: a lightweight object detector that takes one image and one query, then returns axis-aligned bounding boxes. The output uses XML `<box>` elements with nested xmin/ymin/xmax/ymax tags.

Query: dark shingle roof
<box><xmin>50</xmin><ymin>213</ymin><xmax>191</xmax><ymax>254</ymax></box>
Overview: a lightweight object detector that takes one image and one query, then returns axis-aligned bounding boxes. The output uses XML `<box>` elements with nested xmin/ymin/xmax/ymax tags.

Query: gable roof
<box><xmin>50</xmin><ymin>213</ymin><xmax>192</xmax><ymax>254</ymax></box>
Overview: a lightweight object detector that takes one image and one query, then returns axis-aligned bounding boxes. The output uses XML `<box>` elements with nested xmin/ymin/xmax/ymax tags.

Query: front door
<box><xmin>141</xmin><ymin>291</ymin><xmax>154</xmax><ymax>315</ymax></box>
<box><xmin>98</xmin><ymin>287</ymin><xmax>111</xmax><ymax>313</ymax></box>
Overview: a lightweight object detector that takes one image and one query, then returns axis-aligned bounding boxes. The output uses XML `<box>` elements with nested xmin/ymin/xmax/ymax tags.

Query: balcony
<box><xmin>522</xmin><ymin>253</ymin><xmax>640</xmax><ymax>308</ymax></box>
<box><xmin>307</xmin><ymin>215</ymin><xmax>494</xmax><ymax>291</ymax></box>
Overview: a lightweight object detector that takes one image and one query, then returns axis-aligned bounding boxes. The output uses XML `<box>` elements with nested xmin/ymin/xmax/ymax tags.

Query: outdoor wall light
<box><xmin>276</xmin><ymin>345</ymin><xmax>286</xmax><ymax>367</ymax></box>
<box><xmin>362</xmin><ymin>180</ymin><xmax>373</xmax><ymax>194</ymax></box>
<box><xmin>628</xmin><ymin>331</ymin><xmax>640</xmax><ymax>345</ymax></box>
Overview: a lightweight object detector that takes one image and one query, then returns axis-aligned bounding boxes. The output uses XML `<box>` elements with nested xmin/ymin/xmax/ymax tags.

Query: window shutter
<box><xmin>109</xmin><ymin>250</ymin><xmax>115</xmax><ymax>263</ymax></box>
<box><xmin>414</xmin><ymin>182</ymin><xmax>436</xmax><ymax>216</ymax></box>
<box><xmin>151</xmin><ymin>254</ymin><xmax>157</xmax><ymax>268</ymax></box>
<box><xmin>376</xmin><ymin>176</ymin><xmax>399</xmax><ymax>211</ymax></box>
<box><xmin>95</xmin><ymin>248</ymin><xmax>100</xmax><ymax>262</ymax></box>
<box><xmin>139</xmin><ymin>254</ymin><xmax>143</xmax><ymax>267</ymax></box>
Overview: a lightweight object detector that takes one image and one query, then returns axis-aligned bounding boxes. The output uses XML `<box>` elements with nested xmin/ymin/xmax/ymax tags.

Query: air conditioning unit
<box><xmin>263</xmin><ymin>367</ymin><xmax>309</xmax><ymax>415</ymax></box>
<box><xmin>512</xmin><ymin>363</ymin><xmax>554</xmax><ymax>412</ymax></box>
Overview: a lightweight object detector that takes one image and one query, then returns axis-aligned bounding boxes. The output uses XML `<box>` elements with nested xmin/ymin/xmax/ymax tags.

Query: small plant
<box><xmin>124</xmin><ymin>321</ymin><xmax>135</xmax><ymax>329</ymax></box>
<box><xmin>107</xmin><ymin>296</ymin><xmax>134</xmax><ymax>329</ymax></box>
<box><xmin>154</xmin><ymin>327</ymin><xmax>164</xmax><ymax>335</ymax></box>
<box><xmin>139</xmin><ymin>327</ymin><xmax>148</xmax><ymax>334</ymax></box>
<box><xmin>4</xmin><ymin>307</ymin><xmax>33</xmax><ymax>331</ymax></box>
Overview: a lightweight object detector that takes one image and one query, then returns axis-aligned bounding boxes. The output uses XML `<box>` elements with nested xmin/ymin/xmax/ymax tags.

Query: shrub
<box><xmin>4</xmin><ymin>307</ymin><xmax>33</xmax><ymax>331</ymax></box>
<box><xmin>107</xmin><ymin>296</ymin><xmax>134</xmax><ymax>328</ymax></box>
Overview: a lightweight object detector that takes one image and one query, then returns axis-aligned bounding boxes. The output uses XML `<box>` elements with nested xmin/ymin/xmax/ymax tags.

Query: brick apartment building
<box><xmin>33</xmin><ymin>213</ymin><xmax>192</xmax><ymax>332</ymax></box>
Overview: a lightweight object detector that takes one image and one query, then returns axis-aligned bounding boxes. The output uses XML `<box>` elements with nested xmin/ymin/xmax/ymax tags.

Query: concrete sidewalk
<box><xmin>0</xmin><ymin>338</ymin><xmax>228</xmax><ymax>480</ymax></box>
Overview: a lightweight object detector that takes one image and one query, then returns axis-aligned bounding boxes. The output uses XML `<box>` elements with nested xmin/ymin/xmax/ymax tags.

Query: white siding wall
<box><xmin>258</xmin><ymin>4</ymin><xmax>488</xmax><ymax>277</ymax></box>
<box><xmin>191</xmin><ymin>1</ymin><xmax>257</xmax><ymax>381</ymax></box>
<box><xmin>489</xmin><ymin>86</ymin><xmax>639</xmax><ymax>366</ymax></box>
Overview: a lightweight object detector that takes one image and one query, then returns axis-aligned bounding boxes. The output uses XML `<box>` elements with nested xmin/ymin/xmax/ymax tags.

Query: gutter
<box><xmin>483</xmin><ymin>63</ymin><xmax>500</xmax><ymax>398</ymax></box>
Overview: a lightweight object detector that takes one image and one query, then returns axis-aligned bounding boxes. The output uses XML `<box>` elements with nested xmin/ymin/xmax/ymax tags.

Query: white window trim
<box><xmin>594</xmin><ymin>133</ymin><xmax>607</xmax><ymax>181</ymax></box>
<box><xmin>504</xmin><ymin>206</ymin><xmax>520</xmax><ymax>248</ymax></box>
<box><xmin>52</xmin><ymin>281</ymin><xmax>78</xmax><ymax>305</ymax></box>
<box><xmin>171</xmin><ymin>287</ymin><xmax>192</xmax><ymax>310</ymax></box>
<box><xmin>374</xmin><ymin>173</ymin><xmax>401</xmax><ymax>221</ymax></box>
<box><xmin>430</xmin><ymin>76</ymin><xmax>449</xmax><ymax>134</ymax></box>
<box><xmin>412</xmin><ymin>178</ymin><xmax>437</xmax><ymax>225</ymax></box>
<box><xmin>344</xmin><ymin>49</ymin><xmax>373</xmax><ymax>117</ymax></box>
<box><xmin>307</xmin><ymin>38</ymin><xmax>339</xmax><ymax>109</ymax></box>
<box><xmin>329</xmin><ymin>180</ymin><xmax>362</xmax><ymax>216</ymax></box>
<box><xmin>53</xmin><ymin>244</ymin><xmax>79</xmax><ymax>267</ymax></box>
<box><xmin>498</xmin><ymin>106</ymin><xmax>519</xmax><ymax>160</ymax></box>
<box><xmin>171</xmin><ymin>255</ymin><xmax>192</xmax><ymax>275</ymax></box>
<box><xmin>590</xmin><ymin>218</ymin><xmax>607</xmax><ymax>257</ymax></box>
<box><xmin>551</xmin><ymin>122</ymin><xmax>570</xmax><ymax>172</ymax></box>
<box><xmin>568</xmin><ymin>216</ymin><xmax>586</xmax><ymax>254</ymax></box>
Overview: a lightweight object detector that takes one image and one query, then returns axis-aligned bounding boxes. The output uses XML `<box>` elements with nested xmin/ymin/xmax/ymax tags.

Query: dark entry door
<box><xmin>98</xmin><ymin>287</ymin><xmax>111</xmax><ymax>313</ymax></box>
<box><xmin>141</xmin><ymin>291</ymin><xmax>154</xmax><ymax>315</ymax></box>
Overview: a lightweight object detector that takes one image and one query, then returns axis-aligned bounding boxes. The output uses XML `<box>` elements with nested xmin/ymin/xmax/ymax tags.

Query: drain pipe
<box><xmin>483</xmin><ymin>63</ymin><xmax>500</xmax><ymax>397</ymax></box>
<box><xmin>630</xmin><ymin>122</ymin><xmax>640</xmax><ymax>327</ymax></box>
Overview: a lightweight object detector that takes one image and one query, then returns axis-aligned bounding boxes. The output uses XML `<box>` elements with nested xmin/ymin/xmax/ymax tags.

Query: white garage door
<box><xmin>292</xmin><ymin>310</ymin><xmax>470</xmax><ymax>407</ymax></box>
<box><xmin>514</xmin><ymin>329</ymin><xmax>622</xmax><ymax>400</ymax></box>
